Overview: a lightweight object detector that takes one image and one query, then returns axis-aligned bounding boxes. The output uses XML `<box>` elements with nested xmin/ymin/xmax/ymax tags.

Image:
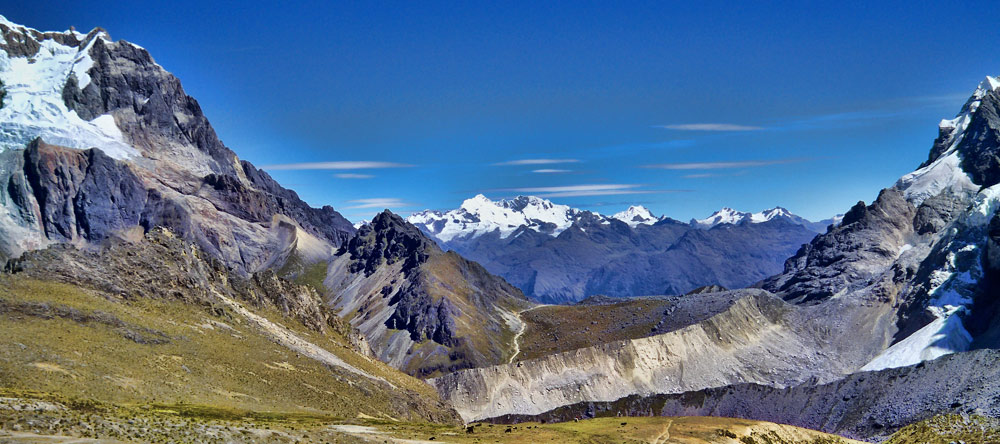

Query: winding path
<box><xmin>507</xmin><ymin>305</ymin><xmax>545</xmax><ymax>364</ymax></box>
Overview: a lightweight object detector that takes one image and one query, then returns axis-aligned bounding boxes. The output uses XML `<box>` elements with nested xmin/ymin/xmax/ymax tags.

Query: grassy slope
<box><xmin>0</xmin><ymin>276</ymin><xmax>454</xmax><ymax>423</ymax></box>
<box><xmin>516</xmin><ymin>298</ymin><xmax>674</xmax><ymax>361</ymax></box>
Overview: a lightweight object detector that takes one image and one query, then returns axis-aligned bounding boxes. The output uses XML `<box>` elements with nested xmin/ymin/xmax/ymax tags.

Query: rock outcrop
<box><xmin>760</xmin><ymin>189</ymin><xmax>916</xmax><ymax>304</ymax></box>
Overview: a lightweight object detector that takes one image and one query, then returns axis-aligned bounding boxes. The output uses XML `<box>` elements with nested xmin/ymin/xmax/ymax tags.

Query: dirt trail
<box><xmin>650</xmin><ymin>419</ymin><xmax>673</xmax><ymax>444</ymax></box>
<box><xmin>507</xmin><ymin>305</ymin><xmax>545</xmax><ymax>364</ymax></box>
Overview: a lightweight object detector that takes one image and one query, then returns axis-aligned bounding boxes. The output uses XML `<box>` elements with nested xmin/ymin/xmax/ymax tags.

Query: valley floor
<box><xmin>0</xmin><ymin>392</ymin><xmax>867</xmax><ymax>444</ymax></box>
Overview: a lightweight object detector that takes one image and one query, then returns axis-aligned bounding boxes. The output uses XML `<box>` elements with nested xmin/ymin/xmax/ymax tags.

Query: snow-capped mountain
<box><xmin>407</xmin><ymin>194</ymin><xmax>591</xmax><ymax>242</ymax></box>
<box><xmin>0</xmin><ymin>15</ymin><xmax>356</xmax><ymax>269</ymax></box>
<box><xmin>611</xmin><ymin>205</ymin><xmax>661</xmax><ymax>227</ymax></box>
<box><xmin>408</xmin><ymin>195</ymin><xmax>832</xmax><ymax>246</ymax></box>
<box><xmin>692</xmin><ymin>207</ymin><xmax>813</xmax><ymax>227</ymax></box>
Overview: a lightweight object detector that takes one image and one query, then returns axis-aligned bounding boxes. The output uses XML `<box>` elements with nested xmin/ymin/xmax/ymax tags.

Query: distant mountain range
<box><xmin>409</xmin><ymin>194</ymin><xmax>837</xmax><ymax>242</ymax></box>
<box><xmin>408</xmin><ymin>196</ymin><xmax>833</xmax><ymax>303</ymax></box>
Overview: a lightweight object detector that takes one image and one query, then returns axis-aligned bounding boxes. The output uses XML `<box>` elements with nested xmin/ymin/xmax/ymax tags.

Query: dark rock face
<box><xmin>239</xmin><ymin>161</ymin><xmax>354</xmax><ymax>245</ymax></box>
<box><xmin>489</xmin><ymin>349</ymin><xmax>1000</xmax><ymax>442</ymax></box>
<box><xmin>956</xmin><ymin>89</ymin><xmax>1000</xmax><ymax>188</ymax></box>
<box><xmin>61</xmin><ymin>33</ymin><xmax>356</xmax><ymax>247</ymax></box>
<box><xmin>761</xmin><ymin>189</ymin><xmax>916</xmax><ymax>304</ymax></box>
<box><xmin>913</xmin><ymin>191</ymin><xmax>972</xmax><ymax>235</ymax></box>
<box><xmin>386</xmin><ymin>282</ymin><xmax>459</xmax><ymax>345</ymax></box>
<box><xmin>61</xmin><ymin>35</ymin><xmax>236</xmax><ymax>175</ymax></box>
<box><xmin>987</xmin><ymin>211</ymin><xmax>1000</xmax><ymax>274</ymax></box>
<box><xmin>341</xmin><ymin>210</ymin><xmax>438</xmax><ymax>277</ymax></box>
<box><xmin>0</xmin><ymin>22</ymin><xmax>85</xmax><ymax>58</ymax></box>
<box><xmin>440</xmin><ymin>217</ymin><xmax>816</xmax><ymax>304</ymax></box>
<box><xmin>20</xmin><ymin>139</ymin><xmax>145</xmax><ymax>243</ymax></box>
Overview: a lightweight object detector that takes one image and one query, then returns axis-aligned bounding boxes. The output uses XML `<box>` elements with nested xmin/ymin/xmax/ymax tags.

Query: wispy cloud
<box><xmin>262</xmin><ymin>161</ymin><xmax>414</xmax><ymax>170</ymax></box>
<box><xmin>681</xmin><ymin>173</ymin><xmax>721</xmax><ymax>178</ymax></box>
<box><xmin>681</xmin><ymin>171</ymin><xmax>749</xmax><ymax>179</ymax></box>
<box><xmin>644</xmin><ymin>158</ymin><xmax>809</xmax><ymax>170</ymax></box>
<box><xmin>493</xmin><ymin>159</ymin><xmax>581</xmax><ymax>166</ymax></box>
<box><xmin>344</xmin><ymin>198</ymin><xmax>416</xmax><ymax>209</ymax></box>
<box><xmin>335</xmin><ymin>173</ymin><xmax>374</xmax><ymax>179</ymax></box>
<box><xmin>489</xmin><ymin>184</ymin><xmax>688</xmax><ymax>198</ymax></box>
<box><xmin>531</xmin><ymin>169</ymin><xmax>572</xmax><ymax>174</ymax></box>
<box><xmin>656</xmin><ymin>123</ymin><xmax>763</xmax><ymax>131</ymax></box>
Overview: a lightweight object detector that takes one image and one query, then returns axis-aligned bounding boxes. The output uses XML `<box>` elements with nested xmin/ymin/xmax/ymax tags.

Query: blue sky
<box><xmin>6</xmin><ymin>1</ymin><xmax>999</xmax><ymax>222</ymax></box>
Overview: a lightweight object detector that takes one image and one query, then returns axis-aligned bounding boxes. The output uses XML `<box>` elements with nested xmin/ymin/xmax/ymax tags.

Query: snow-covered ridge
<box><xmin>692</xmin><ymin>206</ymin><xmax>799</xmax><ymax>228</ymax></box>
<box><xmin>407</xmin><ymin>194</ymin><xmax>587</xmax><ymax>242</ymax></box>
<box><xmin>895</xmin><ymin>75</ymin><xmax>999</xmax><ymax>206</ymax></box>
<box><xmin>611</xmin><ymin>205</ymin><xmax>661</xmax><ymax>227</ymax></box>
<box><xmin>407</xmin><ymin>194</ymin><xmax>824</xmax><ymax>243</ymax></box>
<box><xmin>0</xmin><ymin>15</ymin><xmax>137</xmax><ymax>160</ymax></box>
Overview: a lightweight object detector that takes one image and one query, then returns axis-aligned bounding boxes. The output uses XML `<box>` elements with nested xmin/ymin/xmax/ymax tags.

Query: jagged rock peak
<box><xmin>340</xmin><ymin>210</ymin><xmax>440</xmax><ymax>276</ymax></box>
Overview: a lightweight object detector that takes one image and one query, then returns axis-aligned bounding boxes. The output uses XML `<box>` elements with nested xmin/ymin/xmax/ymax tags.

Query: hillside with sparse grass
<box><xmin>0</xmin><ymin>230</ymin><xmax>459</xmax><ymax>424</ymax></box>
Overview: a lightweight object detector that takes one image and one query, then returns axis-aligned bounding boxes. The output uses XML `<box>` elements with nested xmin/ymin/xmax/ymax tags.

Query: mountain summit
<box><xmin>612</xmin><ymin>205</ymin><xmax>662</xmax><ymax>227</ymax></box>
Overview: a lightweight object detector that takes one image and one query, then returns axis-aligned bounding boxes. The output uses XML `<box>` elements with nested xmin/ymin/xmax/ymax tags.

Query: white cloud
<box><xmin>335</xmin><ymin>173</ymin><xmax>375</xmax><ymax>179</ymax></box>
<box><xmin>656</xmin><ymin>123</ymin><xmax>763</xmax><ymax>131</ymax></box>
<box><xmin>493</xmin><ymin>159</ymin><xmax>581</xmax><ymax>166</ymax></box>
<box><xmin>490</xmin><ymin>183</ymin><xmax>685</xmax><ymax>198</ymax></box>
<box><xmin>261</xmin><ymin>161</ymin><xmax>413</xmax><ymax>170</ymax></box>
<box><xmin>531</xmin><ymin>169</ymin><xmax>572</xmax><ymax>173</ymax></box>
<box><xmin>644</xmin><ymin>158</ymin><xmax>808</xmax><ymax>170</ymax></box>
<box><xmin>343</xmin><ymin>198</ymin><xmax>416</xmax><ymax>209</ymax></box>
<box><xmin>681</xmin><ymin>173</ymin><xmax>720</xmax><ymax>178</ymax></box>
